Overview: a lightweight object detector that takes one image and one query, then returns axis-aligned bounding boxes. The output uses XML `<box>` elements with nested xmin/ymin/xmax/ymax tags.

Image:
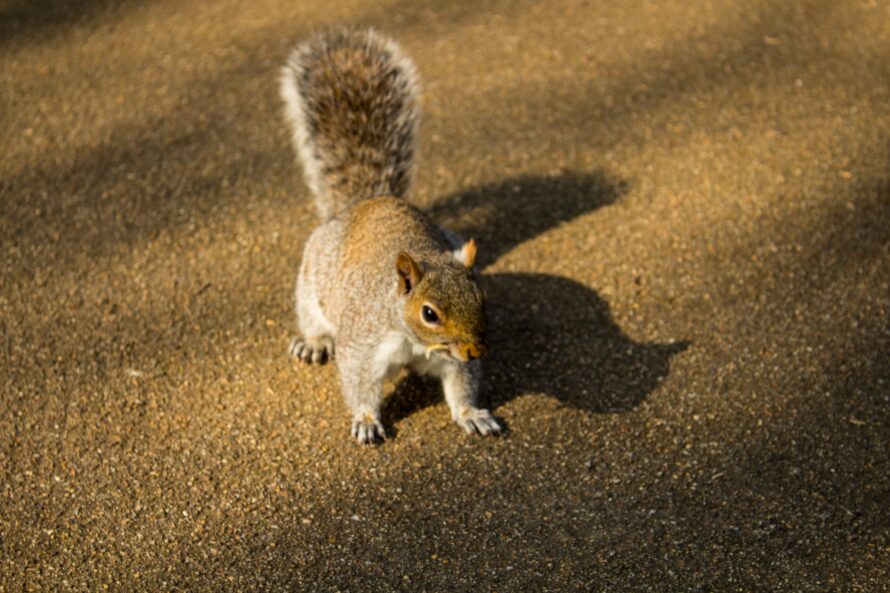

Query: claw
<box><xmin>351</xmin><ymin>417</ymin><xmax>385</xmax><ymax>445</ymax></box>
<box><xmin>456</xmin><ymin>408</ymin><xmax>502</xmax><ymax>437</ymax></box>
<box><xmin>289</xmin><ymin>336</ymin><xmax>333</xmax><ymax>365</ymax></box>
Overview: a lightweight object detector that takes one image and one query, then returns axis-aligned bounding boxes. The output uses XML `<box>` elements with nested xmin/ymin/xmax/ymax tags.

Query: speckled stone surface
<box><xmin>1</xmin><ymin>1</ymin><xmax>888</xmax><ymax>591</ymax></box>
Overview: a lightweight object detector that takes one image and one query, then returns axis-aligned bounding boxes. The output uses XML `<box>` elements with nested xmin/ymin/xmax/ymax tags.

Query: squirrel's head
<box><xmin>396</xmin><ymin>240</ymin><xmax>488</xmax><ymax>362</ymax></box>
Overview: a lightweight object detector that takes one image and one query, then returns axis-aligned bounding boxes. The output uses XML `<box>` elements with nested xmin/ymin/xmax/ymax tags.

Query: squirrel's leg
<box><xmin>440</xmin><ymin>361</ymin><xmax>502</xmax><ymax>436</ymax></box>
<box><xmin>289</xmin><ymin>266</ymin><xmax>335</xmax><ymax>365</ymax></box>
<box><xmin>336</xmin><ymin>345</ymin><xmax>386</xmax><ymax>444</ymax></box>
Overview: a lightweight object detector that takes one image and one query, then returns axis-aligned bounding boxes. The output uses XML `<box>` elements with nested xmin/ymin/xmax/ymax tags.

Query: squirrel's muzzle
<box><xmin>455</xmin><ymin>341</ymin><xmax>488</xmax><ymax>362</ymax></box>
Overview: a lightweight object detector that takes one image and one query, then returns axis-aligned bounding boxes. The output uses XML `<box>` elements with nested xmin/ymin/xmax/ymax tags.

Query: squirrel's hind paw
<box><xmin>289</xmin><ymin>336</ymin><xmax>334</xmax><ymax>365</ymax></box>
<box><xmin>456</xmin><ymin>408</ymin><xmax>502</xmax><ymax>436</ymax></box>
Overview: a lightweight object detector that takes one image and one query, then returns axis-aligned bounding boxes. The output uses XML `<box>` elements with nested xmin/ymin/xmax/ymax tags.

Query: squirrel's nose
<box><xmin>460</xmin><ymin>341</ymin><xmax>487</xmax><ymax>361</ymax></box>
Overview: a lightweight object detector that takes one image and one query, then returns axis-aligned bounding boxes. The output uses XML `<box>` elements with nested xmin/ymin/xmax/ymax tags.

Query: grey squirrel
<box><xmin>280</xmin><ymin>28</ymin><xmax>502</xmax><ymax>443</ymax></box>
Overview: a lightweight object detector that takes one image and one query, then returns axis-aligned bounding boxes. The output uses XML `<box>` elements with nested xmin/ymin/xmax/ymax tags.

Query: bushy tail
<box><xmin>280</xmin><ymin>28</ymin><xmax>420</xmax><ymax>221</ymax></box>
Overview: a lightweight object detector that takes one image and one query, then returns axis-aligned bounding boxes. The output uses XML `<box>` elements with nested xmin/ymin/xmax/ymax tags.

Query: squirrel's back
<box><xmin>280</xmin><ymin>28</ymin><xmax>420</xmax><ymax>220</ymax></box>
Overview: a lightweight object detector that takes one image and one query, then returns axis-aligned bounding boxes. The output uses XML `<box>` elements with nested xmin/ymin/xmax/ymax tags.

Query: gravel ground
<box><xmin>2</xmin><ymin>0</ymin><xmax>888</xmax><ymax>591</ymax></box>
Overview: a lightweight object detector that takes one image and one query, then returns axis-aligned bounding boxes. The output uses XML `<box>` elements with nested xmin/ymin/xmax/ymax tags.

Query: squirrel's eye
<box><xmin>421</xmin><ymin>305</ymin><xmax>439</xmax><ymax>324</ymax></box>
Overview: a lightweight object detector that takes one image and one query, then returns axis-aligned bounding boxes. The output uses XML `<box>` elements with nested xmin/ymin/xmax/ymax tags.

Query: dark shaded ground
<box><xmin>1</xmin><ymin>0</ymin><xmax>888</xmax><ymax>591</ymax></box>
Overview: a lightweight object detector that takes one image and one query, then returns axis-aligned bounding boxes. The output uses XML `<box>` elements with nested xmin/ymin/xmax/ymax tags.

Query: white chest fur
<box><xmin>373</xmin><ymin>331</ymin><xmax>450</xmax><ymax>381</ymax></box>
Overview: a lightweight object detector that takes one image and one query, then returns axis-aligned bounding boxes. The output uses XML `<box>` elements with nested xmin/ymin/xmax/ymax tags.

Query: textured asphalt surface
<box><xmin>2</xmin><ymin>0</ymin><xmax>889</xmax><ymax>591</ymax></box>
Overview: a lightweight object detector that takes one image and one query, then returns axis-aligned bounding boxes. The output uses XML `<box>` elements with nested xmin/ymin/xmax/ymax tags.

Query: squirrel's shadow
<box><xmin>426</xmin><ymin>170</ymin><xmax>628</xmax><ymax>268</ymax></box>
<box><xmin>383</xmin><ymin>172</ymin><xmax>688</xmax><ymax>426</ymax></box>
<box><xmin>482</xmin><ymin>272</ymin><xmax>687</xmax><ymax>413</ymax></box>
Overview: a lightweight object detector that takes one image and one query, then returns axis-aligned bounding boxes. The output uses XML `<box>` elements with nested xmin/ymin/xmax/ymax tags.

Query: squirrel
<box><xmin>280</xmin><ymin>28</ymin><xmax>502</xmax><ymax>444</ymax></box>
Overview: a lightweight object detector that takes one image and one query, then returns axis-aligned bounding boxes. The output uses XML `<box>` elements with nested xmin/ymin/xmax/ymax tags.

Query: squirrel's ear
<box><xmin>396</xmin><ymin>251</ymin><xmax>423</xmax><ymax>294</ymax></box>
<box><xmin>453</xmin><ymin>238</ymin><xmax>477</xmax><ymax>269</ymax></box>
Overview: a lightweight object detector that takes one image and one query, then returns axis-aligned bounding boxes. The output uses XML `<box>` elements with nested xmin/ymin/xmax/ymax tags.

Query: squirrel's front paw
<box><xmin>455</xmin><ymin>407</ymin><xmax>502</xmax><ymax>436</ymax></box>
<box><xmin>289</xmin><ymin>336</ymin><xmax>334</xmax><ymax>364</ymax></box>
<box><xmin>351</xmin><ymin>414</ymin><xmax>385</xmax><ymax>445</ymax></box>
